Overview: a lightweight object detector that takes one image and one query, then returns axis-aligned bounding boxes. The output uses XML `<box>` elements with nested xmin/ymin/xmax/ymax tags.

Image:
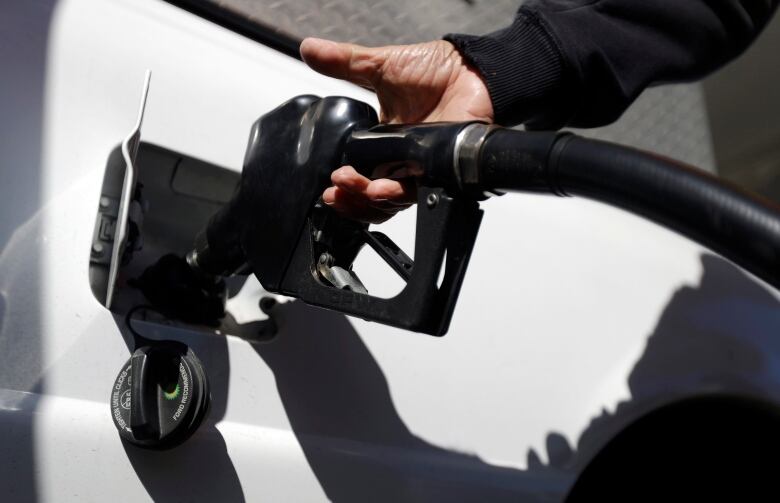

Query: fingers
<box><xmin>323</xmin><ymin>166</ymin><xmax>417</xmax><ymax>224</ymax></box>
<box><xmin>329</xmin><ymin>165</ymin><xmax>370</xmax><ymax>193</ymax></box>
<box><xmin>331</xmin><ymin>166</ymin><xmax>417</xmax><ymax>206</ymax></box>
<box><xmin>363</xmin><ymin>178</ymin><xmax>418</xmax><ymax>207</ymax></box>
<box><xmin>300</xmin><ymin>37</ymin><xmax>384</xmax><ymax>88</ymax></box>
<box><xmin>323</xmin><ymin>187</ymin><xmax>401</xmax><ymax>224</ymax></box>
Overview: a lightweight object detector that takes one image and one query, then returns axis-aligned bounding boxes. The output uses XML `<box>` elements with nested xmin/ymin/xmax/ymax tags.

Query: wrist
<box><xmin>444</xmin><ymin>8</ymin><xmax>570</xmax><ymax>129</ymax></box>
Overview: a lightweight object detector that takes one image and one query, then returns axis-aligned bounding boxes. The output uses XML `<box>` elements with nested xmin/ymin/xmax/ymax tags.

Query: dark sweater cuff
<box><xmin>444</xmin><ymin>8</ymin><xmax>569</xmax><ymax>129</ymax></box>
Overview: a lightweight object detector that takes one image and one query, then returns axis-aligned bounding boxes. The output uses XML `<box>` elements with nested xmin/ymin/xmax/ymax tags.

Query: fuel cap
<box><xmin>111</xmin><ymin>342</ymin><xmax>210</xmax><ymax>449</ymax></box>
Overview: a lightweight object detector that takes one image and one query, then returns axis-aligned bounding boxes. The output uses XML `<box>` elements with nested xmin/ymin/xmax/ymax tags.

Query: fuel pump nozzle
<box><xmin>138</xmin><ymin>94</ymin><xmax>779</xmax><ymax>335</ymax></box>
<box><xmin>182</xmin><ymin>95</ymin><xmax>486</xmax><ymax>336</ymax></box>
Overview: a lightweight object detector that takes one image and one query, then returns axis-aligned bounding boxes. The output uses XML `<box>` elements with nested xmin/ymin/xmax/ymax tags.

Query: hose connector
<box><xmin>453</xmin><ymin>123</ymin><xmax>501</xmax><ymax>198</ymax></box>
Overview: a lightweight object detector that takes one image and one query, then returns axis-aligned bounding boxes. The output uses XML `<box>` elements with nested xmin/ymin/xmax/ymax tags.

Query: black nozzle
<box><xmin>131</xmin><ymin>254</ymin><xmax>226</xmax><ymax>326</ymax></box>
<box><xmin>344</xmin><ymin>122</ymin><xmax>478</xmax><ymax>194</ymax></box>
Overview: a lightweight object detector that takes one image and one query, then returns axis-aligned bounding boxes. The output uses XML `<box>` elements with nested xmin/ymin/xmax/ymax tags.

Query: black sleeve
<box><xmin>444</xmin><ymin>0</ymin><xmax>778</xmax><ymax>129</ymax></box>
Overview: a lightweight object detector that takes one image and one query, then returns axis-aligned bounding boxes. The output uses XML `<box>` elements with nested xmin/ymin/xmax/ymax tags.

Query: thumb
<box><xmin>300</xmin><ymin>37</ymin><xmax>384</xmax><ymax>87</ymax></box>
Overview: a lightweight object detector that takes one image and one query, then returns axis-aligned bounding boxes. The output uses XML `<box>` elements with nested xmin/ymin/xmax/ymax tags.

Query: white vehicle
<box><xmin>1</xmin><ymin>0</ymin><xmax>778</xmax><ymax>501</ymax></box>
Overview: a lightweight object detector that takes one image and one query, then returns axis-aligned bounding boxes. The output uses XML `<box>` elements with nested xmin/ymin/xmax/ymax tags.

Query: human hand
<box><xmin>300</xmin><ymin>38</ymin><xmax>493</xmax><ymax>223</ymax></box>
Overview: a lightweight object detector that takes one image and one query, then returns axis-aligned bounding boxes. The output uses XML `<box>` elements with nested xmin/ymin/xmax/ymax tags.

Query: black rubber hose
<box><xmin>479</xmin><ymin>130</ymin><xmax>780</xmax><ymax>289</ymax></box>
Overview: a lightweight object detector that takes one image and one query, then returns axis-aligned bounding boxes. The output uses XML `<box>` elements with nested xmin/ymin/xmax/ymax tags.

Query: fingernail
<box><xmin>302</xmin><ymin>37</ymin><xmax>336</xmax><ymax>49</ymax></box>
<box><xmin>300</xmin><ymin>38</ymin><xmax>332</xmax><ymax>59</ymax></box>
<box><xmin>331</xmin><ymin>167</ymin><xmax>351</xmax><ymax>183</ymax></box>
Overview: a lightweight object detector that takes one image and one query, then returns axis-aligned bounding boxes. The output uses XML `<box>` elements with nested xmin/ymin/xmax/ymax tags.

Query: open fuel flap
<box><xmin>89</xmin><ymin>72</ymin><xmax>277</xmax><ymax>342</ymax></box>
<box><xmin>93</xmin><ymin>73</ymin><xmax>275</xmax><ymax>449</ymax></box>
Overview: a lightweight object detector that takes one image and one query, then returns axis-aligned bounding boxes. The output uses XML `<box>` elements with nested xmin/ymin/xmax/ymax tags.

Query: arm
<box><xmin>300</xmin><ymin>38</ymin><xmax>493</xmax><ymax>223</ymax></box>
<box><xmin>301</xmin><ymin>1</ymin><xmax>778</xmax><ymax>222</ymax></box>
<box><xmin>445</xmin><ymin>0</ymin><xmax>779</xmax><ymax>128</ymax></box>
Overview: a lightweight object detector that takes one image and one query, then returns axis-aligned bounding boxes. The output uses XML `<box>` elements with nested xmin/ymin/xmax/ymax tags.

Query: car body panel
<box><xmin>1</xmin><ymin>0</ymin><xmax>778</xmax><ymax>501</ymax></box>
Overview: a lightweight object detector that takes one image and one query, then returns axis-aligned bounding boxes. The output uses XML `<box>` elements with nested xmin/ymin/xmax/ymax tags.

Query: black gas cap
<box><xmin>111</xmin><ymin>343</ymin><xmax>210</xmax><ymax>449</ymax></box>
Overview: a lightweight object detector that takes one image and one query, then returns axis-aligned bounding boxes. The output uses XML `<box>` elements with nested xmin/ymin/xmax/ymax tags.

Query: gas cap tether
<box><xmin>111</xmin><ymin>309</ymin><xmax>210</xmax><ymax>449</ymax></box>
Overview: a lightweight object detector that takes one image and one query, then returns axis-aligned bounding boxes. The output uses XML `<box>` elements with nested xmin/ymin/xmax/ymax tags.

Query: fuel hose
<box><xmin>475</xmin><ymin>129</ymin><xmax>780</xmax><ymax>289</ymax></box>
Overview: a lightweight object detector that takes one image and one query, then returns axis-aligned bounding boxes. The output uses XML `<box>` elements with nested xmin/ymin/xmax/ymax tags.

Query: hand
<box><xmin>300</xmin><ymin>38</ymin><xmax>493</xmax><ymax>223</ymax></box>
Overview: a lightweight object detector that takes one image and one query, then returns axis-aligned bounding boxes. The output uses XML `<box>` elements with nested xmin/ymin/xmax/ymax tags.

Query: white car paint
<box><xmin>1</xmin><ymin>0</ymin><xmax>779</xmax><ymax>501</ymax></box>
